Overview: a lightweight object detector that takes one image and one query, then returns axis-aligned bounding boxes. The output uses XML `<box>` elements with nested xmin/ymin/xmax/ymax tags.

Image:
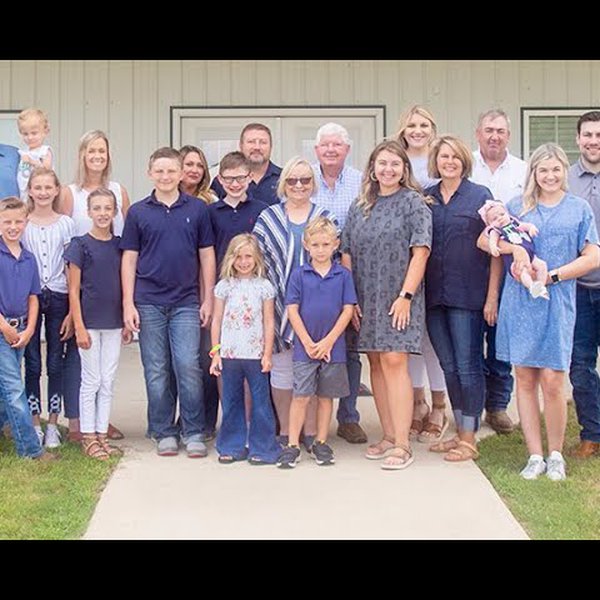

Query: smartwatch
<box><xmin>549</xmin><ymin>269</ymin><xmax>560</xmax><ymax>284</ymax></box>
<box><xmin>399</xmin><ymin>291</ymin><xmax>413</xmax><ymax>301</ymax></box>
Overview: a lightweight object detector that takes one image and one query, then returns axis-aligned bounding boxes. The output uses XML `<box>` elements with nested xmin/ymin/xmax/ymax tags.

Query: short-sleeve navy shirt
<box><xmin>0</xmin><ymin>239</ymin><xmax>41</xmax><ymax>318</ymax></box>
<box><xmin>65</xmin><ymin>234</ymin><xmax>123</xmax><ymax>329</ymax></box>
<box><xmin>120</xmin><ymin>191</ymin><xmax>215</xmax><ymax>307</ymax></box>
<box><xmin>210</xmin><ymin>161</ymin><xmax>282</xmax><ymax>206</ymax></box>
<box><xmin>285</xmin><ymin>262</ymin><xmax>357</xmax><ymax>363</ymax></box>
<box><xmin>208</xmin><ymin>195</ymin><xmax>269</xmax><ymax>269</ymax></box>
<box><xmin>424</xmin><ymin>178</ymin><xmax>492</xmax><ymax>311</ymax></box>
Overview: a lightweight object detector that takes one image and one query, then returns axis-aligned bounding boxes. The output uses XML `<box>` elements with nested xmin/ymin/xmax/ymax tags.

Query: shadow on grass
<box><xmin>0</xmin><ymin>433</ymin><xmax>119</xmax><ymax>540</ymax></box>
<box><xmin>478</xmin><ymin>404</ymin><xmax>600</xmax><ymax>540</ymax></box>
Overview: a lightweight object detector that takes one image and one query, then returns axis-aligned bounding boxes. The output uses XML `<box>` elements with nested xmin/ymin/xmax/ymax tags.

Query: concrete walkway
<box><xmin>83</xmin><ymin>344</ymin><xmax>528</xmax><ymax>540</ymax></box>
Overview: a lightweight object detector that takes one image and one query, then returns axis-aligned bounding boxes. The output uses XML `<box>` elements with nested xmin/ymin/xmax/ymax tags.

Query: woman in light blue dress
<box><xmin>478</xmin><ymin>143</ymin><xmax>599</xmax><ymax>482</ymax></box>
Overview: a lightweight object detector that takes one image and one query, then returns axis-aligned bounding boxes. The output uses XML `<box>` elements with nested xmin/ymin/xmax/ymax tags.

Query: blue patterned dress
<box><xmin>496</xmin><ymin>193</ymin><xmax>599</xmax><ymax>370</ymax></box>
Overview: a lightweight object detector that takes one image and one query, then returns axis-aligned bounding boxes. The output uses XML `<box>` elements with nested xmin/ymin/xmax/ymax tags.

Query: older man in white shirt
<box><xmin>471</xmin><ymin>109</ymin><xmax>527</xmax><ymax>435</ymax></box>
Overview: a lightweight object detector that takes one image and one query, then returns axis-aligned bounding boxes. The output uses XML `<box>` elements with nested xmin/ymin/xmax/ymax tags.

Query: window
<box><xmin>522</xmin><ymin>107</ymin><xmax>597</xmax><ymax>164</ymax></box>
<box><xmin>0</xmin><ymin>110</ymin><xmax>22</xmax><ymax>149</ymax></box>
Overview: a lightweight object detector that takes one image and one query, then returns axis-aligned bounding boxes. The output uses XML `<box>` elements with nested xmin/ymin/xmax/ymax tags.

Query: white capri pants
<box><xmin>408</xmin><ymin>328</ymin><xmax>446</xmax><ymax>392</ymax></box>
<box><xmin>78</xmin><ymin>329</ymin><xmax>122</xmax><ymax>434</ymax></box>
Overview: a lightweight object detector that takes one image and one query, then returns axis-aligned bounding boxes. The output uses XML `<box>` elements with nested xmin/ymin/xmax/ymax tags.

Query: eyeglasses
<box><xmin>220</xmin><ymin>174</ymin><xmax>250</xmax><ymax>185</ymax></box>
<box><xmin>285</xmin><ymin>177</ymin><xmax>312</xmax><ymax>186</ymax></box>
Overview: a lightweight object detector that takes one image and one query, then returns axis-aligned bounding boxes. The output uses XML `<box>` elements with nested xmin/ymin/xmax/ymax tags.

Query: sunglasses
<box><xmin>220</xmin><ymin>174</ymin><xmax>250</xmax><ymax>184</ymax></box>
<box><xmin>285</xmin><ymin>177</ymin><xmax>312</xmax><ymax>186</ymax></box>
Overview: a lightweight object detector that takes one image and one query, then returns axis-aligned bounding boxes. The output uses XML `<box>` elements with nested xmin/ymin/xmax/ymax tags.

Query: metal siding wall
<box><xmin>2</xmin><ymin>60</ymin><xmax>599</xmax><ymax>201</ymax></box>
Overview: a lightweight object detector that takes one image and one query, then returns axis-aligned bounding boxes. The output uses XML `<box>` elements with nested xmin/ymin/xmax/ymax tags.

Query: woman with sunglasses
<box><xmin>253</xmin><ymin>157</ymin><xmax>338</xmax><ymax>451</ymax></box>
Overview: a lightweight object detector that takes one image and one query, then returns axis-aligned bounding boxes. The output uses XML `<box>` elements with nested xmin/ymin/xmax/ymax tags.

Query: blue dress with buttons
<box><xmin>496</xmin><ymin>193</ymin><xmax>599</xmax><ymax>371</ymax></box>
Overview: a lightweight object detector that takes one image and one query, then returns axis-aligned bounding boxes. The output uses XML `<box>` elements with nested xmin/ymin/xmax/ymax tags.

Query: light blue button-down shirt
<box><xmin>311</xmin><ymin>163</ymin><xmax>362</xmax><ymax>230</ymax></box>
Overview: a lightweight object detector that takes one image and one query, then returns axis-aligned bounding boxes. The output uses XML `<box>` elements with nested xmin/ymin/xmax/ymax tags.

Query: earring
<box><xmin>369</xmin><ymin>171</ymin><xmax>378</xmax><ymax>182</ymax></box>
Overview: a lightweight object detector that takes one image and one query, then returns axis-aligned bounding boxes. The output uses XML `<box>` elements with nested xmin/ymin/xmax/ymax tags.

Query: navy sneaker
<box><xmin>301</xmin><ymin>434</ymin><xmax>315</xmax><ymax>454</ymax></box>
<box><xmin>276</xmin><ymin>445</ymin><xmax>301</xmax><ymax>469</ymax></box>
<box><xmin>311</xmin><ymin>441</ymin><xmax>335</xmax><ymax>466</ymax></box>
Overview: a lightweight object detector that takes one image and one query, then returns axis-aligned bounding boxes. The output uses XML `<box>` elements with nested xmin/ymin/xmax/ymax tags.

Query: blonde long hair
<box><xmin>357</xmin><ymin>140</ymin><xmax>422</xmax><ymax>217</ymax></box>
<box><xmin>394</xmin><ymin>105</ymin><xmax>438</xmax><ymax>151</ymax></box>
<box><xmin>220</xmin><ymin>233</ymin><xmax>266</xmax><ymax>280</ymax></box>
<box><xmin>75</xmin><ymin>130</ymin><xmax>112</xmax><ymax>188</ymax></box>
<box><xmin>520</xmin><ymin>143</ymin><xmax>570</xmax><ymax>217</ymax></box>
<box><xmin>26</xmin><ymin>167</ymin><xmax>61</xmax><ymax>213</ymax></box>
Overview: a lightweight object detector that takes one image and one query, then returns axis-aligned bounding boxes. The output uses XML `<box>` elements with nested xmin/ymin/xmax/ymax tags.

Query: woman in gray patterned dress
<box><xmin>341</xmin><ymin>140</ymin><xmax>432</xmax><ymax>470</ymax></box>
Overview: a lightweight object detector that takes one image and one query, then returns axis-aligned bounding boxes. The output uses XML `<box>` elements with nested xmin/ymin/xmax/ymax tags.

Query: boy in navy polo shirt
<box><xmin>0</xmin><ymin>197</ymin><xmax>56</xmax><ymax>460</ymax></box>
<box><xmin>278</xmin><ymin>216</ymin><xmax>357</xmax><ymax>468</ymax></box>
<box><xmin>121</xmin><ymin>148</ymin><xmax>216</xmax><ymax>458</ymax></box>
<box><xmin>208</xmin><ymin>152</ymin><xmax>269</xmax><ymax>270</ymax></box>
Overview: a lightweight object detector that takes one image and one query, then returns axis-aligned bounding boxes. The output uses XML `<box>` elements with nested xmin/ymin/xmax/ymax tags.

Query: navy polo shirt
<box><xmin>424</xmin><ymin>178</ymin><xmax>492</xmax><ymax>311</ymax></box>
<box><xmin>0</xmin><ymin>144</ymin><xmax>19</xmax><ymax>198</ymax></box>
<box><xmin>120</xmin><ymin>191</ymin><xmax>215</xmax><ymax>307</ymax></box>
<box><xmin>285</xmin><ymin>262</ymin><xmax>357</xmax><ymax>363</ymax></box>
<box><xmin>0</xmin><ymin>238</ymin><xmax>41</xmax><ymax>318</ymax></box>
<box><xmin>208</xmin><ymin>195</ymin><xmax>269</xmax><ymax>268</ymax></box>
<box><xmin>210</xmin><ymin>161</ymin><xmax>282</xmax><ymax>206</ymax></box>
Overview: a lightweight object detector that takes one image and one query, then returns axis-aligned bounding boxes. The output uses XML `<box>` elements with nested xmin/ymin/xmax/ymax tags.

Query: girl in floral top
<box><xmin>210</xmin><ymin>233</ymin><xmax>281</xmax><ymax>465</ymax></box>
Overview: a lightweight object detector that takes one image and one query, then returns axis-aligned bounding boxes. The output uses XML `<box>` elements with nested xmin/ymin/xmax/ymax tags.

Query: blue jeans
<box><xmin>137</xmin><ymin>304</ymin><xmax>204</xmax><ymax>442</ymax></box>
<box><xmin>201</xmin><ymin>324</ymin><xmax>219</xmax><ymax>433</ymax></box>
<box><xmin>217</xmin><ymin>359</ymin><xmax>280</xmax><ymax>462</ymax></box>
<box><xmin>483</xmin><ymin>271</ymin><xmax>513</xmax><ymax>412</ymax></box>
<box><xmin>0</xmin><ymin>327</ymin><xmax>44</xmax><ymax>458</ymax></box>
<box><xmin>336</xmin><ymin>326</ymin><xmax>361</xmax><ymax>425</ymax></box>
<box><xmin>24</xmin><ymin>288</ymin><xmax>81</xmax><ymax>418</ymax></box>
<box><xmin>427</xmin><ymin>306</ymin><xmax>485</xmax><ymax>432</ymax></box>
<box><xmin>569</xmin><ymin>285</ymin><xmax>600</xmax><ymax>443</ymax></box>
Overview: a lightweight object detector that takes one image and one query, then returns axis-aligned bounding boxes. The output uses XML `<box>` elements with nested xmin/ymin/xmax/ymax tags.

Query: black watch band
<box><xmin>550</xmin><ymin>270</ymin><xmax>560</xmax><ymax>284</ymax></box>
<box><xmin>399</xmin><ymin>291</ymin><xmax>413</xmax><ymax>301</ymax></box>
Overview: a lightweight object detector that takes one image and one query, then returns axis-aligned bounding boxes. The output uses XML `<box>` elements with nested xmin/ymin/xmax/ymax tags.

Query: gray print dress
<box><xmin>341</xmin><ymin>188</ymin><xmax>432</xmax><ymax>353</ymax></box>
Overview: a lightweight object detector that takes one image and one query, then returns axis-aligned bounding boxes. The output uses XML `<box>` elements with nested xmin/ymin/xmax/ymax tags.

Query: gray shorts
<box><xmin>292</xmin><ymin>361</ymin><xmax>350</xmax><ymax>398</ymax></box>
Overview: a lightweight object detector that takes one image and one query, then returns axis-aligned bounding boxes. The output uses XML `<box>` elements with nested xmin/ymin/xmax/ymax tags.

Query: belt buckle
<box><xmin>7</xmin><ymin>318</ymin><xmax>19</xmax><ymax>328</ymax></box>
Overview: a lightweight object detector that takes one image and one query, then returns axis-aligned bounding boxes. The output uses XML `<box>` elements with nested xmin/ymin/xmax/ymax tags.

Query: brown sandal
<box><xmin>82</xmin><ymin>435</ymin><xmax>110</xmax><ymax>461</ymax></box>
<box><xmin>429</xmin><ymin>436</ymin><xmax>460</xmax><ymax>453</ymax></box>
<box><xmin>444</xmin><ymin>440</ymin><xmax>480</xmax><ymax>462</ymax></box>
<box><xmin>97</xmin><ymin>434</ymin><xmax>123</xmax><ymax>457</ymax></box>
<box><xmin>365</xmin><ymin>437</ymin><xmax>396</xmax><ymax>460</ymax></box>
<box><xmin>409</xmin><ymin>403</ymin><xmax>430</xmax><ymax>438</ymax></box>
<box><xmin>381</xmin><ymin>444</ymin><xmax>414</xmax><ymax>470</ymax></box>
<box><xmin>418</xmin><ymin>414</ymin><xmax>449</xmax><ymax>443</ymax></box>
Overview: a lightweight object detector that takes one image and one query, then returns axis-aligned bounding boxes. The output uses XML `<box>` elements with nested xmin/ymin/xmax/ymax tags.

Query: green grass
<box><xmin>0</xmin><ymin>432</ymin><xmax>118</xmax><ymax>540</ymax></box>
<box><xmin>478</xmin><ymin>404</ymin><xmax>600</xmax><ymax>540</ymax></box>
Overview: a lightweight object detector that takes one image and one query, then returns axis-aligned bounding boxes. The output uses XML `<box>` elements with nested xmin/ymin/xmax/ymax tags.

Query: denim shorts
<box><xmin>293</xmin><ymin>361</ymin><xmax>350</xmax><ymax>398</ymax></box>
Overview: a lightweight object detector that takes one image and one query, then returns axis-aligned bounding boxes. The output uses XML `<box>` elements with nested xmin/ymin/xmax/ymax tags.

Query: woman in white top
<box><xmin>395</xmin><ymin>105</ymin><xmax>448</xmax><ymax>443</ymax></box>
<box><xmin>59</xmin><ymin>130</ymin><xmax>130</xmax><ymax>237</ymax></box>
<box><xmin>59</xmin><ymin>130</ymin><xmax>130</xmax><ymax>440</ymax></box>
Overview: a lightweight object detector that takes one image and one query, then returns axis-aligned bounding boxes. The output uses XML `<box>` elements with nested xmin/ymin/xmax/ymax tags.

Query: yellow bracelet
<box><xmin>209</xmin><ymin>343</ymin><xmax>221</xmax><ymax>358</ymax></box>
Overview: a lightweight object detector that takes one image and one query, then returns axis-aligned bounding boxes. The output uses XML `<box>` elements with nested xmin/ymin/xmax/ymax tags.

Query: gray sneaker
<box><xmin>310</xmin><ymin>441</ymin><xmax>335</xmax><ymax>466</ymax></box>
<box><xmin>546</xmin><ymin>451</ymin><xmax>566</xmax><ymax>481</ymax></box>
<box><xmin>520</xmin><ymin>454</ymin><xmax>546</xmax><ymax>480</ymax></box>
<box><xmin>185</xmin><ymin>439</ymin><xmax>208</xmax><ymax>458</ymax></box>
<box><xmin>157</xmin><ymin>436</ymin><xmax>179</xmax><ymax>456</ymax></box>
<box><xmin>44</xmin><ymin>425</ymin><xmax>61</xmax><ymax>449</ymax></box>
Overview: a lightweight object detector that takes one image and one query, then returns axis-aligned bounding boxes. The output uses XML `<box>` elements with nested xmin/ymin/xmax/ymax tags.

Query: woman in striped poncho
<box><xmin>253</xmin><ymin>156</ymin><xmax>338</xmax><ymax>447</ymax></box>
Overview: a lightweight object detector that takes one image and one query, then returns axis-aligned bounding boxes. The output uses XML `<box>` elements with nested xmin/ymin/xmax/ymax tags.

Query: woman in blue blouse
<box><xmin>424</xmin><ymin>135</ymin><xmax>494</xmax><ymax>462</ymax></box>
<box><xmin>479</xmin><ymin>144</ymin><xmax>599</xmax><ymax>481</ymax></box>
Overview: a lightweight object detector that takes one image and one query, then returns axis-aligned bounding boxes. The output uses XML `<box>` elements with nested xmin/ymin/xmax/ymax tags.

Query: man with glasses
<box><xmin>471</xmin><ymin>108</ymin><xmax>527</xmax><ymax>435</ymax></box>
<box><xmin>311</xmin><ymin>122</ymin><xmax>368</xmax><ymax>444</ymax></box>
<box><xmin>211</xmin><ymin>123</ymin><xmax>282</xmax><ymax>206</ymax></box>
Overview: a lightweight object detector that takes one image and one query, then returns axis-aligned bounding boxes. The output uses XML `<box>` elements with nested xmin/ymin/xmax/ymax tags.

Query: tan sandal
<box><xmin>429</xmin><ymin>436</ymin><xmax>460</xmax><ymax>453</ymax></box>
<box><xmin>409</xmin><ymin>403</ymin><xmax>430</xmax><ymax>439</ymax></box>
<box><xmin>82</xmin><ymin>435</ymin><xmax>110</xmax><ymax>461</ymax></box>
<box><xmin>365</xmin><ymin>436</ymin><xmax>395</xmax><ymax>460</ymax></box>
<box><xmin>381</xmin><ymin>444</ymin><xmax>414</xmax><ymax>470</ymax></box>
<box><xmin>97</xmin><ymin>434</ymin><xmax>123</xmax><ymax>457</ymax></box>
<box><xmin>418</xmin><ymin>414</ymin><xmax>449</xmax><ymax>444</ymax></box>
<box><xmin>444</xmin><ymin>440</ymin><xmax>479</xmax><ymax>462</ymax></box>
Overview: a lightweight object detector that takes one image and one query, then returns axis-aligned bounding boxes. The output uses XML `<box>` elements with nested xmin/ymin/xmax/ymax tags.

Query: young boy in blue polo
<box><xmin>278</xmin><ymin>216</ymin><xmax>357</xmax><ymax>468</ymax></box>
<box><xmin>208</xmin><ymin>151</ymin><xmax>269</xmax><ymax>271</ymax></box>
<box><xmin>121</xmin><ymin>147</ymin><xmax>216</xmax><ymax>458</ymax></box>
<box><xmin>0</xmin><ymin>197</ymin><xmax>56</xmax><ymax>460</ymax></box>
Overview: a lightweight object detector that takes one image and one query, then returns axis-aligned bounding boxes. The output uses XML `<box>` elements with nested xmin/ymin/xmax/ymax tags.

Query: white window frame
<box><xmin>521</xmin><ymin>107</ymin><xmax>597</xmax><ymax>160</ymax></box>
<box><xmin>0</xmin><ymin>110</ymin><xmax>22</xmax><ymax>149</ymax></box>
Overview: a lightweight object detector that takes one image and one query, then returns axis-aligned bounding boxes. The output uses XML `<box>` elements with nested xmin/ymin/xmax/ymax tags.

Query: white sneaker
<box><xmin>35</xmin><ymin>426</ymin><xmax>44</xmax><ymax>446</ymax></box>
<box><xmin>520</xmin><ymin>454</ymin><xmax>546</xmax><ymax>480</ymax></box>
<box><xmin>44</xmin><ymin>425</ymin><xmax>61</xmax><ymax>449</ymax></box>
<box><xmin>546</xmin><ymin>451</ymin><xmax>566</xmax><ymax>481</ymax></box>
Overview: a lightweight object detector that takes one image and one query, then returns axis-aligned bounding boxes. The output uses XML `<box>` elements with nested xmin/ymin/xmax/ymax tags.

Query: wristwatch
<box><xmin>399</xmin><ymin>291</ymin><xmax>413</xmax><ymax>301</ymax></box>
<box><xmin>549</xmin><ymin>269</ymin><xmax>561</xmax><ymax>284</ymax></box>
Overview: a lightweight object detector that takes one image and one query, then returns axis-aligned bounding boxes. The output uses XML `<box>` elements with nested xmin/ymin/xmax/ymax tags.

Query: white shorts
<box><xmin>270</xmin><ymin>348</ymin><xmax>294</xmax><ymax>390</ymax></box>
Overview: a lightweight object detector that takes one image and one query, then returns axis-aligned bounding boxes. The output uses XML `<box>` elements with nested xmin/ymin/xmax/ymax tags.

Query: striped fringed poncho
<box><xmin>252</xmin><ymin>201</ymin><xmax>338</xmax><ymax>353</ymax></box>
